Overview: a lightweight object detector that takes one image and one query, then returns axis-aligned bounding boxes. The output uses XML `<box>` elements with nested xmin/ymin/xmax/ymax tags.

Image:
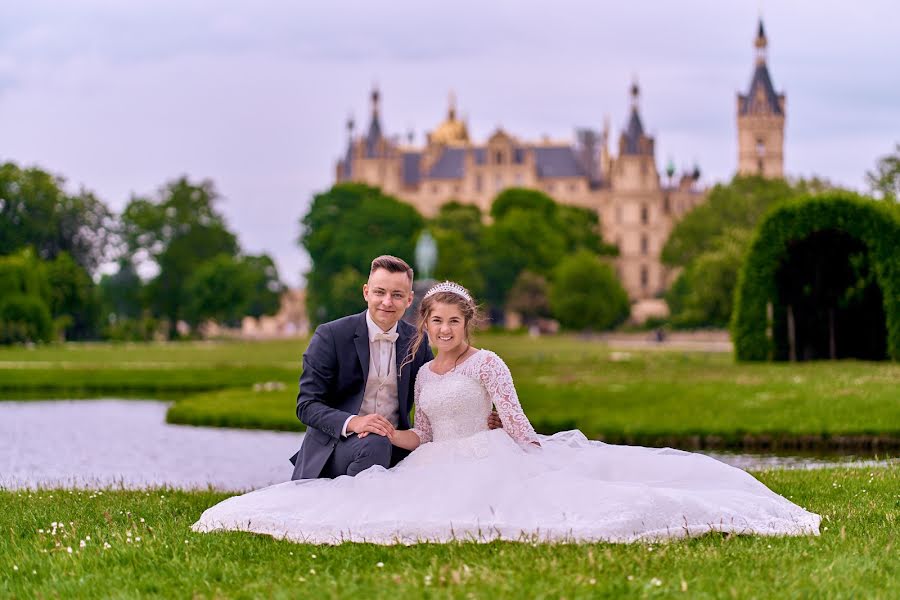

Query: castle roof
<box><xmin>739</xmin><ymin>63</ymin><xmax>783</xmax><ymax>116</ymax></box>
<box><xmin>534</xmin><ymin>146</ymin><xmax>586</xmax><ymax>178</ymax></box>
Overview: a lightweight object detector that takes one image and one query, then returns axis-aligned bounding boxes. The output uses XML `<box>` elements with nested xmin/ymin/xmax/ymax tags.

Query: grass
<box><xmin>3</xmin><ymin>335</ymin><xmax>899</xmax><ymax>448</ymax></box>
<box><xmin>1</xmin><ymin>466</ymin><xmax>896</xmax><ymax>598</ymax></box>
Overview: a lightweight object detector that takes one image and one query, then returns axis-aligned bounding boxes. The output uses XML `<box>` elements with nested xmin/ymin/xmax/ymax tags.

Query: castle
<box><xmin>335</xmin><ymin>20</ymin><xmax>784</xmax><ymax>304</ymax></box>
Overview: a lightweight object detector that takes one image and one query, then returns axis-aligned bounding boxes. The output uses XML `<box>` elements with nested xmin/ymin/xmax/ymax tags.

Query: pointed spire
<box><xmin>630</xmin><ymin>78</ymin><xmax>640</xmax><ymax>110</ymax></box>
<box><xmin>755</xmin><ymin>18</ymin><xmax>768</xmax><ymax>65</ymax></box>
<box><xmin>447</xmin><ymin>90</ymin><xmax>457</xmax><ymax>120</ymax></box>
<box><xmin>366</xmin><ymin>84</ymin><xmax>383</xmax><ymax>157</ymax></box>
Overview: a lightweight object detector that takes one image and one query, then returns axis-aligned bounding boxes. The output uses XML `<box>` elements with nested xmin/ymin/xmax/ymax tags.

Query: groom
<box><xmin>289</xmin><ymin>255</ymin><xmax>432</xmax><ymax>480</ymax></box>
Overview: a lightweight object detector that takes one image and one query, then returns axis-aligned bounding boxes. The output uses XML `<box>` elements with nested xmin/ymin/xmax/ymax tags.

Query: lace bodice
<box><xmin>410</xmin><ymin>349</ymin><xmax>539</xmax><ymax>446</ymax></box>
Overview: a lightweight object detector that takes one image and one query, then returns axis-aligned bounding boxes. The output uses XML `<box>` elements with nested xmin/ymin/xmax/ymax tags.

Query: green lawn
<box><xmin>1</xmin><ymin>467</ymin><xmax>896</xmax><ymax>598</ymax></box>
<box><xmin>2</xmin><ymin>335</ymin><xmax>899</xmax><ymax>448</ymax></box>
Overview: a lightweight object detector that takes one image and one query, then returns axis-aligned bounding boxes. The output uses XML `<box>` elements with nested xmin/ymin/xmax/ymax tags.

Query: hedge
<box><xmin>731</xmin><ymin>193</ymin><xmax>900</xmax><ymax>361</ymax></box>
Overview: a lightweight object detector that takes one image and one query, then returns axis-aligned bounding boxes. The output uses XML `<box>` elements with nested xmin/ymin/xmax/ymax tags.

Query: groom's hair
<box><xmin>370</xmin><ymin>255</ymin><xmax>414</xmax><ymax>283</ymax></box>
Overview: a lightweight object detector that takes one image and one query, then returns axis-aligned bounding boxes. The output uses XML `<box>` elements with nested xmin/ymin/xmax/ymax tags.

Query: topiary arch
<box><xmin>732</xmin><ymin>193</ymin><xmax>900</xmax><ymax>361</ymax></box>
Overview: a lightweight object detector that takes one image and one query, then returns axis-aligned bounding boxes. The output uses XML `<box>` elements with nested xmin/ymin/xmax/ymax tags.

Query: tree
<box><xmin>481</xmin><ymin>207</ymin><xmax>566</xmax><ymax>306</ymax></box>
<box><xmin>866</xmin><ymin>143</ymin><xmax>900</xmax><ymax>202</ymax></box>
<box><xmin>0</xmin><ymin>250</ymin><xmax>53</xmax><ymax>344</ymax></box>
<box><xmin>121</xmin><ymin>177</ymin><xmax>239</xmax><ymax>337</ymax></box>
<box><xmin>184</xmin><ymin>255</ymin><xmax>255</xmax><ymax>327</ymax></box>
<box><xmin>665</xmin><ymin>229</ymin><xmax>751</xmax><ymax>328</ymax></box>
<box><xmin>43</xmin><ymin>252</ymin><xmax>101</xmax><ymax>340</ymax></box>
<box><xmin>549</xmin><ymin>251</ymin><xmax>629</xmax><ymax>331</ymax></box>
<box><xmin>99</xmin><ymin>259</ymin><xmax>144</xmax><ymax>321</ymax></box>
<box><xmin>506</xmin><ymin>271</ymin><xmax>551</xmax><ymax>324</ymax></box>
<box><xmin>429</xmin><ymin>202</ymin><xmax>486</xmax><ymax>297</ymax></box>
<box><xmin>0</xmin><ymin>162</ymin><xmax>113</xmax><ymax>274</ymax></box>
<box><xmin>243</xmin><ymin>254</ymin><xmax>285</xmax><ymax>318</ymax></box>
<box><xmin>300</xmin><ymin>183</ymin><xmax>424</xmax><ymax>325</ymax></box>
<box><xmin>490</xmin><ymin>188</ymin><xmax>556</xmax><ymax>221</ymax></box>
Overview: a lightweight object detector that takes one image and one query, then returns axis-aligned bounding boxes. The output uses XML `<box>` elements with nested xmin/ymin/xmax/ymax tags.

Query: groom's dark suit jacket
<box><xmin>289</xmin><ymin>310</ymin><xmax>433</xmax><ymax>480</ymax></box>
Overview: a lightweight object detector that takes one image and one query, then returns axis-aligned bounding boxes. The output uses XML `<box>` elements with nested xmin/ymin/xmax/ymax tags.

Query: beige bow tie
<box><xmin>373</xmin><ymin>331</ymin><xmax>399</xmax><ymax>343</ymax></box>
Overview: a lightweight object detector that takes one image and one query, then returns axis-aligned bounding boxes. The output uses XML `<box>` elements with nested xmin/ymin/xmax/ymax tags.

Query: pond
<box><xmin>1</xmin><ymin>400</ymin><xmax>893</xmax><ymax>491</ymax></box>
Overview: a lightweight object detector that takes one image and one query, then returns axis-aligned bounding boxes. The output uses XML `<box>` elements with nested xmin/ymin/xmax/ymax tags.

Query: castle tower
<box><xmin>611</xmin><ymin>81</ymin><xmax>659</xmax><ymax>192</ymax></box>
<box><xmin>737</xmin><ymin>19</ymin><xmax>786</xmax><ymax>178</ymax></box>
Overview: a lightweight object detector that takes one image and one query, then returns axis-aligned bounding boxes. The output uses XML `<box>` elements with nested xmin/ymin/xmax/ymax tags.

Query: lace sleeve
<box><xmin>478</xmin><ymin>351</ymin><xmax>540</xmax><ymax>446</ymax></box>
<box><xmin>409</xmin><ymin>370</ymin><xmax>433</xmax><ymax>444</ymax></box>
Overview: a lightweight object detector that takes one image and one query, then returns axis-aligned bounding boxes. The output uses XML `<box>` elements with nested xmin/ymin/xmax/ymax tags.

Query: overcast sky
<box><xmin>1</xmin><ymin>1</ymin><xmax>898</xmax><ymax>286</ymax></box>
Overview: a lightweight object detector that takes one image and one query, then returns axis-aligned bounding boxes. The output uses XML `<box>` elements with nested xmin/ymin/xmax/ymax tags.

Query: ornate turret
<box><xmin>737</xmin><ymin>18</ymin><xmax>786</xmax><ymax>177</ymax></box>
<box><xmin>619</xmin><ymin>81</ymin><xmax>654</xmax><ymax>156</ymax></box>
<box><xmin>428</xmin><ymin>91</ymin><xmax>470</xmax><ymax>145</ymax></box>
<box><xmin>365</xmin><ymin>86</ymin><xmax>383</xmax><ymax>157</ymax></box>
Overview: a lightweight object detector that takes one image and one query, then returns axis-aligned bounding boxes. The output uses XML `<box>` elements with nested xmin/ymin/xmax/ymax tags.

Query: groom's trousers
<box><xmin>319</xmin><ymin>433</ymin><xmax>400</xmax><ymax>478</ymax></box>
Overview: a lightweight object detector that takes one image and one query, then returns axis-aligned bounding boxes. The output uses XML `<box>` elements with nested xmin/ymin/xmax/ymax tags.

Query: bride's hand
<box><xmin>487</xmin><ymin>410</ymin><xmax>502</xmax><ymax>430</ymax></box>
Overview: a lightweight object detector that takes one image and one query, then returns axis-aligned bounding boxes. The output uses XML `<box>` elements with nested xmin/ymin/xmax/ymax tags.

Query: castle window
<box><xmin>640</xmin><ymin>266</ymin><xmax>649</xmax><ymax>288</ymax></box>
<box><xmin>495</xmin><ymin>151</ymin><xmax>504</xmax><ymax>165</ymax></box>
<box><xmin>756</xmin><ymin>138</ymin><xmax>766</xmax><ymax>157</ymax></box>
<box><xmin>640</xmin><ymin>205</ymin><xmax>649</xmax><ymax>225</ymax></box>
<box><xmin>757</xmin><ymin>160</ymin><xmax>764</xmax><ymax>175</ymax></box>
<box><xmin>663</xmin><ymin>194</ymin><xmax>671</xmax><ymax>214</ymax></box>
<box><xmin>640</xmin><ymin>235</ymin><xmax>648</xmax><ymax>255</ymax></box>
<box><xmin>475</xmin><ymin>174</ymin><xmax>482</xmax><ymax>192</ymax></box>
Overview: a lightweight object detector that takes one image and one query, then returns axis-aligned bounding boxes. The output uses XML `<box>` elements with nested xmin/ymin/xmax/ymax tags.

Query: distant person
<box><xmin>195</xmin><ymin>280</ymin><xmax>820</xmax><ymax>544</ymax></box>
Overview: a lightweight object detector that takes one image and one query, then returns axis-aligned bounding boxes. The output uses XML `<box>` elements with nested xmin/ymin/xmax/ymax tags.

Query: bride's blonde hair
<box><xmin>401</xmin><ymin>283</ymin><xmax>485</xmax><ymax>370</ymax></box>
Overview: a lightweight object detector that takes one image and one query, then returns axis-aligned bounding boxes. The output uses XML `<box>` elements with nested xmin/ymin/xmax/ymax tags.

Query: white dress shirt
<box><xmin>340</xmin><ymin>311</ymin><xmax>401</xmax><ymax>437</ymax></box>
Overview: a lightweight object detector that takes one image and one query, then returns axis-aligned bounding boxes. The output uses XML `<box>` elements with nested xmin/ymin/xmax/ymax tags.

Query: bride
<box><xmin>193</xmin><ymin>282</ymin><xmax>820</xmax><ymax>544</ymax></box>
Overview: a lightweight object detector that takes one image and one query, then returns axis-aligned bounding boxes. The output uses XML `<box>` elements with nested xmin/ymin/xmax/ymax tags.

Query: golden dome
<box><xmin>429</xmin><ymin>92</ymin><xmax>469</xmax><ymax>145</ymax></box>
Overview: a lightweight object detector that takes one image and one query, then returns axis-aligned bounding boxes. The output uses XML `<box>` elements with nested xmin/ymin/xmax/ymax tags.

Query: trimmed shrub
<box><xmin>732</xmin><ymin>193</ymin><xmax>900</xmax><ymax>361</ymax></box>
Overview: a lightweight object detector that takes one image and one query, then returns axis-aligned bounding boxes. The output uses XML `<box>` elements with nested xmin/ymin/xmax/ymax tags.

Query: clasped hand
<box><xmin>353</xmin><ymin>411</ymin><xmax>503</xmax><ymax>439</ymax></box>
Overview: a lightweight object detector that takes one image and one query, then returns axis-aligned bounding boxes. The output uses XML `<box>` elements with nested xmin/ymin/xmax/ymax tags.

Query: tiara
<box><xmin>423</xmin><ymin>281</ymin><xmax>472</xmax><ymax>303</ymax></box>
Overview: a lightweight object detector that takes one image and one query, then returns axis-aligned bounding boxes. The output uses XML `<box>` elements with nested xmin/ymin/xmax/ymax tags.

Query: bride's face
<box><xmin>426</xmin><ymin>302</ymin><xmax>467</xmax><ymax>354</ymax></box>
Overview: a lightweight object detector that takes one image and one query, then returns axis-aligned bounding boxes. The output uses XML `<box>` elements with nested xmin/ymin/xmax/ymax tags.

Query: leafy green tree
<box><xmin>0</xmin><ymin>250</ymin><xmax>53</xmax><ymax>344</ymax></box>
<box><xmin>431</xmin><ymin>201</ymin><xmax>483</xmax><ymax>246</ymax></box>
<box><xmin>99</xmin><ymin>259</ymin><xmax>144</xmax><ymax>321</ymax></box>
<box><xmin>243</xmin><ymin>254</ymin><xmax>285</xmax><ymax>318</ymax></box>
<box><xmin>481</xmin><ymin>207</ymin><xmax>566</xmax><ymax>306</ymax></box>
<box><xmin>490</xmin><ymin>188</ymin><xmax>556</xmax><ymax>221</ymax></box>
<box><xmin>665</xmin><ymin>229</ymin><xmax>751</xmax><ymax>328</ymax></box>
<box><xmin>661</xmin><ymin>175</ymin><xmax>798</xmax><ymax>268</ymax></box>
<box><xmin>43</xmin><ymin>252</ymin><xmax>101</xmax><ymax>340</ymax></box>
<box><xmin>866</xmin><ymin>143</ymin><xmax>900</xmax><ymax>202</ymax></box>
<box><xmin>431</xmin><ymin>229</ymin><xmax>485</xmax><ymax>299</ymax></box>
<box><xmin>300</xmin><ymin>183</ymin><xmax>424</xmax><ymax>325</ymax></box>
<box><xmin>0</xmin><ymin>162</ymin><xmax>113</xmax><ymax>274</ymax></box>
<box><xmin>506</xmin><ymin>271</ymin><xmax>551</xmax><ymax>325</ymax></box>
<box><xmin>122</xmin><ymin>177</ymin><xmax>239</xmax><ymax>336</ymax></box>
<box><xmin>549</xmin><ymin>251</ymin><xmax>629</xmax><ymax>331</ymax></box>
<box><xmin>556</xmin><ymin>205</ymin><xmax>617</xmax><ymax>256</ymax></box>
<box><xmin>184</xmin><ymin>255</ymin><xmax>254</xmax><ymax>327</ymax></box>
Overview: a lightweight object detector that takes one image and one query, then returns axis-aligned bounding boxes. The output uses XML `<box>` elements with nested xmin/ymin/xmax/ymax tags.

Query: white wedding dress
<box><xmin>193</xmin><ymin>349</ymin><xmax>820</xmax><ymax>544</ymax></box>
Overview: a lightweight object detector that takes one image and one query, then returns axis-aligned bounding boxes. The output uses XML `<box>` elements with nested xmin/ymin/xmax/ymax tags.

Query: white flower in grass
<box><xmin>627</xmin><ymin>575</ymin><xmax>634</xmax><ymax>581</ymax></box>
<box><xmin>376</xmin><ymin>562</ymin><xmax>384</xmax><ymax>568</ymax></box>
<box><xmin>140</xmin><ymin>518</ymin><xmax>145</xmax><ymax>523</ymax></box>
<box><xmin>311</xmin><ymin>554</ymin><xmax>316</xmax><ymax>559</ymax></box>
<box><xmin>85</xmin><ymin>536</ymin><xmax>90</xmax><ymax>541</ymax></box>
<box><xmin>650</xmin><ymin>578</ymin><xmax>662</xmax><ymax>587</ymax></box>
<box><xmin>103</xmin><ymin>543</ymin><xmax>111</xmax><ymax>550</ymax></box>
<box><xmin>126</xmin><ymin>531</ymin><xmax>132</xmax><ymax>538</ymax></box>
<box><xmin>79</xmin><ymin>540</ymin><xmax>86</xmax><ymax>549</ymax></box>
<box><xmin>12</xmin><ymin>566</ymin><xmax>18</xmax><ymax>572</ymax></box>
<box><xmin>136</xmin><ymin>537</ymin><xmax>141</xmax><ymax>542</ymax></box>
<box><xmin>588</xmin><ymin>578</ymin><xmax>596</xmax><ymax>585</ymax></box>
<box><xmin>309</xmin><ymin>569</ymin><xmax>316</xmax><ymax>575</ymax></box>
<box><xmin>38</xmin><ymin>529</ymin><xmax>44</xmax><ymax>534</ymax></box>
<box><xmin>66</xmin><ymin>547</ymin><xmax>73</xmax><ymax>554</ymax></box>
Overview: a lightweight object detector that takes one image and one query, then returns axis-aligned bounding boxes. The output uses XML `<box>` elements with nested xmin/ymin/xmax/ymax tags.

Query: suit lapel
<box><xmin>353</xmin><ymin>312</ymin><xmax>370</xmax><ymax>382</ymax></box>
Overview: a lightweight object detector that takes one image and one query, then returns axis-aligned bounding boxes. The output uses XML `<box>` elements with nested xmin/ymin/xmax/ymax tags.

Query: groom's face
<box><xmin>363</xmin><ymin>268</ymin><xmax>414</xmax><ymax>331</ymax></box>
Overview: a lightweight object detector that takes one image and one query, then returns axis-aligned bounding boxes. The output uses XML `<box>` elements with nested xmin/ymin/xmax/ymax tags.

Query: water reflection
<box><xmin>0</xmin><ymin>400</ymin><xmax>894</xmax><ymax>491</ymax></box>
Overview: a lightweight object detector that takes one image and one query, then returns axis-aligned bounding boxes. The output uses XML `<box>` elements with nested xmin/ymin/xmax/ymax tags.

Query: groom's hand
<box><xmin>487</xmin><ymin>410</ymin><xmax>502</xmax><ymax>430</ymax></box>
<box><xmin>348</xmin><ymin>414</ymin><xmax>395</xmax><ymax>438</ymax></box>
